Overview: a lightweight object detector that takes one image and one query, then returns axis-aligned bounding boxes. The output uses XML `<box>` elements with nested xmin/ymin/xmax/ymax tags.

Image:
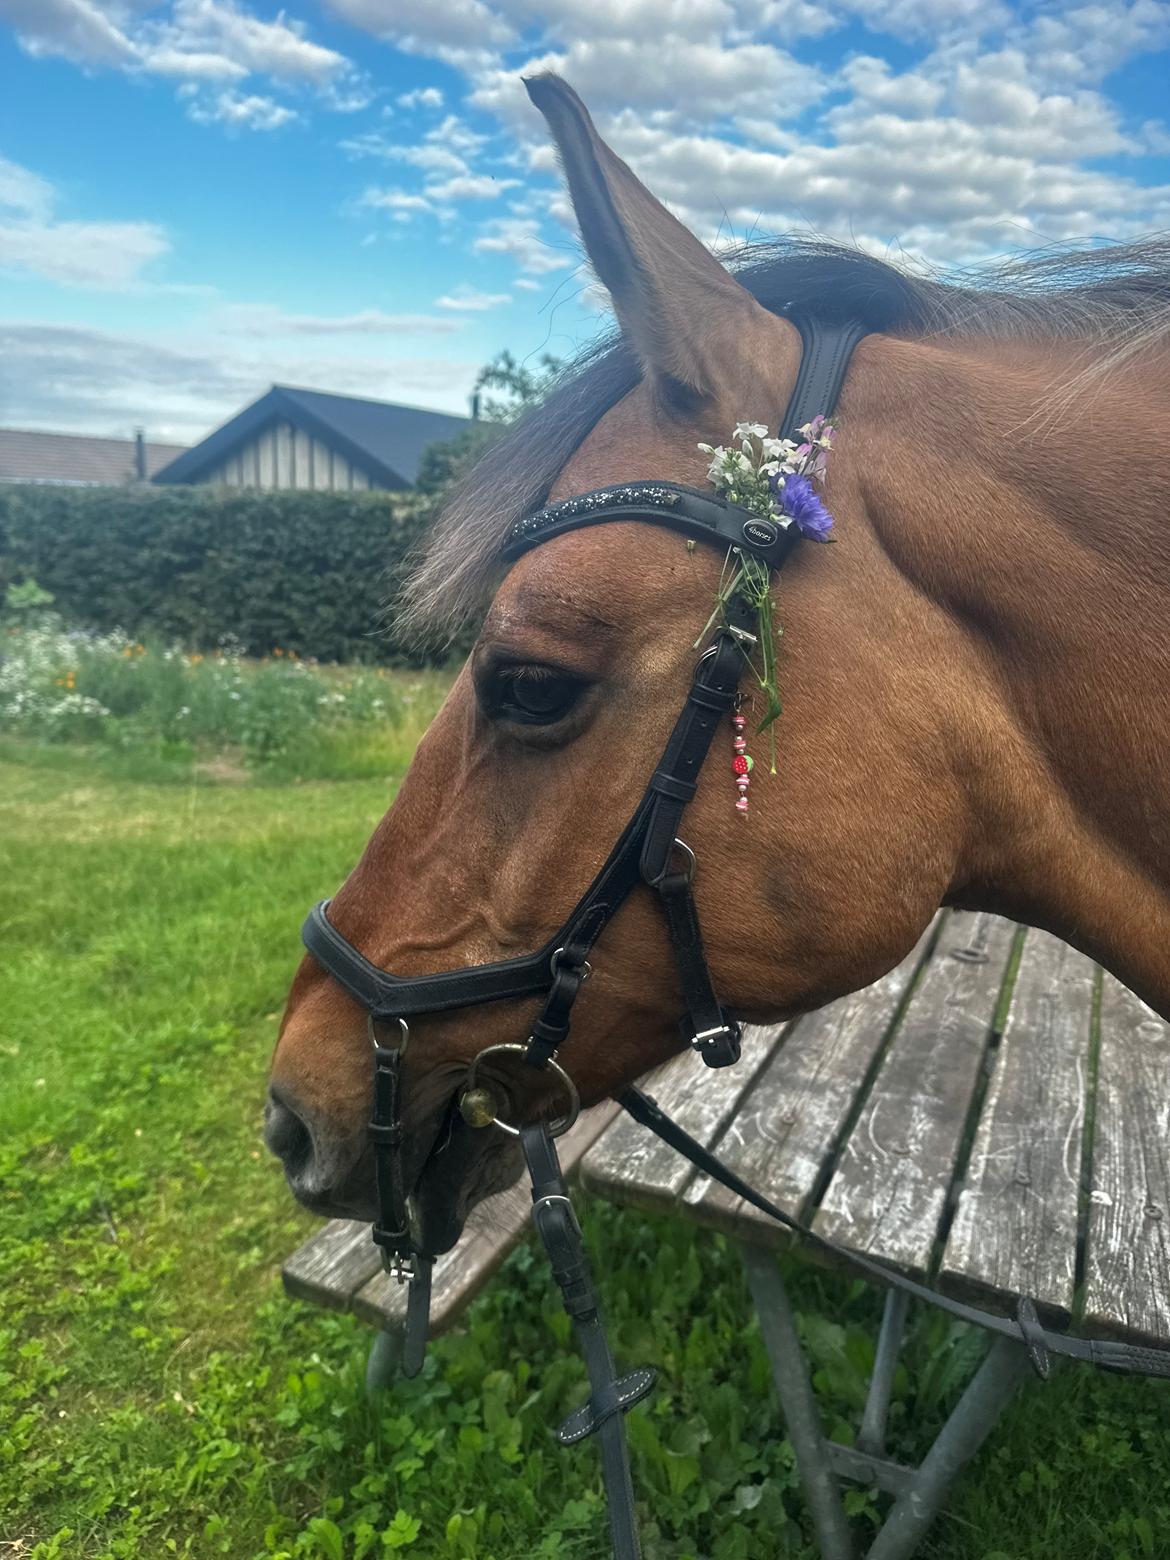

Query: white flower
<box><xmin>734</xmin><ymin>422</ymin><xmax>769</xmax><ymax>441</ymax></box>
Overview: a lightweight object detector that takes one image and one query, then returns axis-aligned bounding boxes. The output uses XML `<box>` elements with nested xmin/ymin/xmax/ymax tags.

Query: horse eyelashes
<box><xmin>485</xmin><ymin>666</ymin><xmax>582</xmax><ymax>725</ymax></box>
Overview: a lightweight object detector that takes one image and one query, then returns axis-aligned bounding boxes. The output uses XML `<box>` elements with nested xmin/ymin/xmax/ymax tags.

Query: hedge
<box><xmin>0</xmin><ymin>483</ymin><xmax>446</xmax><ymax>664</ymax></box>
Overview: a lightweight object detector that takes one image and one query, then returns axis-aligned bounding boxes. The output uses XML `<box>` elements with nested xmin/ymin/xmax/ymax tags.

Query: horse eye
<box><xmin>487</xmin><ymin>666</ymin><xmax>582</xmax><ymax>725</ymax></box>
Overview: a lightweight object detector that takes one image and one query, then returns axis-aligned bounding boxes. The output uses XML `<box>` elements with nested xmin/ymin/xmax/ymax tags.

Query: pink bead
<box><xmin>734</xmin><ymin>736</ymin><xmax>746</xmax><ymax>753</ymax></box>
<box><xmin>735</xmin><ymin>796</ymin><xmax>749</xmax><ymax>813</ymax></box>
<box><xmin>733</xmin><ymin>715</ymin><xmax>746</xmax><ymax>730</ymax></box>
<box><xmin>736</xmin><ymin>777</ymin><xmax>750</xmax><ymax>792</ymax></box>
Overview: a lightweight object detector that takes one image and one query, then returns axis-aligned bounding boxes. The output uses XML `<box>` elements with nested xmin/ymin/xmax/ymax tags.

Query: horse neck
<box><xmin>855</xmin><ymin>331</ymin><xmax>1170</xmax><ymax>1012</ymax></box>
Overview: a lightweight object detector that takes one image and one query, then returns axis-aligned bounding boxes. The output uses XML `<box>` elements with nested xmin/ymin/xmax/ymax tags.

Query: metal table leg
<box><xmin>864</xmin><ymin>1334</ymin><xmax>1028</xmax><ymax>1560</ymax></box>
<box><xmin>857</xmin><ymin>1288</ymin><xmax>910</xmax><ymax>1458</ymax></box>
<box><xmin>741</xmin><ymin>1243</ymin><xmax>855</xmax><ymax>1560</ymax></box>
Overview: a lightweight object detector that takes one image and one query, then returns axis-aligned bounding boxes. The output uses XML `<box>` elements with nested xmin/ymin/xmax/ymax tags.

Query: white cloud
<box><xmin>844</xmin><ymin>0</ymin><xmax>1010</xmax><ymax>43</ymax></box>
<box><xmin>140</xmin><ymin>44</ymin><xmax>248</xmax><ymax>80</ymax></box>
<box><xmin>436</xmin><ymin>285</ymin><xmax>511</xmax><ymax>310</ymax></box>
<box><xmin>144</xmin><ymin>0</ymin><xmax>350</xmax><ymax>84</ymax></box>
<box><xmin>425</xmin><ymin>172</ymin><xmax>519</xmax><ymax>199</ymax></box>
<box><xmin>0</xmin><ymin>153</ymin><xmax>170</xmax><ymax>289</ymax></box>
<box><xmin>0</xmin><ymin>0</ymin><xmax>365</xmax><ymax>126</ymax></box>
<box><xmin>187</xmin><ymin>89</ymin><xmax>298</xmax><ymax>130</ymax></box>
<box><xmin>398</xmin><ymin>85</ymin><xmax>444</xmax><ymax>109</ymax></box>
<box><xmin>342</xmin><ymin>131</ymin><xmax>469</xmax><ymax>175</ymax></box>
<box><xmin>357</xmin><ymin>187</ymin><xmax>437</xmax><ymax>222</ymax></box>
<box><xmin>473</xmin><ymin>215</ymin><xmax>574</xmax><ymax>273</ymax></box>
<box><xmin>1006</xmin><ymin>0</ymin><xmax>1170</xmax><ymax>87</ymax></box>
<box><xmin>0</xmin><ymin>0</ymin><xmax>138</xmax><ymax>67</ymax></box>
<box><xmin>325</xmin><ymin>0</ymin><xmax>514</xmax><ymax>50</ymax></box>
<box><xmin>0</xmin><ymin>154</ymin><xmax>55</xmax><ymax>221</ymax></box>
<box><xmin>0</xmin><ymin>217</ymin><xmax>171</xmax><ymax>289</ymax></box>
<box><xmin>0</xmin><ymin>319</ymin><xmax>481</xmax><ymax>440</ymax></box>
<box><xmin>472</xmin><ymin>37</ymin><xmax>825</xmax><ymax>131</ymax></box>
<box><xmin>213</xmin><ymin>303</ymin><xmax>466</xmax><ymax>334</ymax></box>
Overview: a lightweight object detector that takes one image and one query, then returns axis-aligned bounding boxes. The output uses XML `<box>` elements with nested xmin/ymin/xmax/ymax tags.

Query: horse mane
<box><xmin>400</xmin><ymin>234</ymin><xmax>1170</xmax><ymax>643</ymax></box>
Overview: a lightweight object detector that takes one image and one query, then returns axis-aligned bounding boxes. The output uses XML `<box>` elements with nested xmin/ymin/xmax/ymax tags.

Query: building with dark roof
<box><xmin>153</xmin><ymin>384</ymin><xmax>472</xmax><ymax>492</ymax></box>
<box><xmin>0</xmin><ymin>428</ymin><xmax>189</xmax><ymax>487</ymax></box>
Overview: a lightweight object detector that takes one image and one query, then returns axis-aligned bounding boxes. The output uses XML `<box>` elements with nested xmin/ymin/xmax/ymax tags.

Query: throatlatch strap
<box><xmin>619</xmin><ymin>1088</ymin><xmax>1170</xmax><ymax>1381</ymax></box>
<box><xmin>657</xmin><ymin>875</ymin><xmax>741</xmax><ymax>1067</ymax></box>
<box><xmin>521</xmin><ymin>1125</ymin><xmax>652</xmax><ymax>1560</ymax></box>
<box><xmin>640</xmin><ymin>624</ymin><xmax>747</xmax><ymax>885</ymax></box>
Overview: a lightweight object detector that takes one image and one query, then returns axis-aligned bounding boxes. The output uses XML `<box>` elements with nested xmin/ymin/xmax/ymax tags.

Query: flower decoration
<box><xmin>698</xmin><ymin>414</ymin><xmax>835</xmax><ymax>540</ymax></box>
<box><xmin>694</xmin><ymin>415</ymin><xmax>837</xmax><ymax>778</ymax></box>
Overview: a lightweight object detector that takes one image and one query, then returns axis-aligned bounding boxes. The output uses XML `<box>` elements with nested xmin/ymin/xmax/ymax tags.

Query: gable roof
<box><xmin>0</xmin><ymin>427</ymin><xmax>189</xmax><ymax>486</ymax></box>
<box><xmin>153</xmin><ymin>385</ymin><xmax>472</xmax><ymax>488</ymax></box>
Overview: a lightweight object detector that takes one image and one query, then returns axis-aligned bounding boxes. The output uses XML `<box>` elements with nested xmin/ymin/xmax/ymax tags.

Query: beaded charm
<box><xmin>732</xmin><ymin>710</ymin><xmax>753</xmax><ymax>814</ymax></box>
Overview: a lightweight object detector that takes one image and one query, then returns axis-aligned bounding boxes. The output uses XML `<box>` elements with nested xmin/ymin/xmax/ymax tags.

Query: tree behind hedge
<box><xmin>0</xmin><ymin>483</ymin><xmax>441</xmax><ymax>664</ymax></box>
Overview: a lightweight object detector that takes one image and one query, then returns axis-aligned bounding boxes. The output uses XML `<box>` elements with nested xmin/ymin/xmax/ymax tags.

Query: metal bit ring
<box><xmin>369</xmin><ymin>1014</ymin><xmax>409</xmax><ymax>1054</ymax></box>
<box><xmin>461</xmin><ymin>1042</ymin><xmax>580</xmax><ymax>1138</ymax></box>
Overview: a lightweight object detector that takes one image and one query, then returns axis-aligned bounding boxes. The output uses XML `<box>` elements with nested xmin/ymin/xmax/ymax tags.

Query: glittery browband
<box><xmin>501</xmin><ymin>480</ymin><xmax>799</xmax><ymax>571</ymax></box>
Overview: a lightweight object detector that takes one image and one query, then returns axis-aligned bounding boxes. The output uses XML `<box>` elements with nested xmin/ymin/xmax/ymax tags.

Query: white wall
<box><xmin>199</xmin><ymin>420</ymin><xmax>375</xmax><ymax>490</ymax></box>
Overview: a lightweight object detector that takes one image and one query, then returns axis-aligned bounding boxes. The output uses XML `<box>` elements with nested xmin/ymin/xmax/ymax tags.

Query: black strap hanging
<box><xmin>619</xmin><ymin>1087</ymin><xmax>1170</xmax><ymax>1381</ymax></box>
<box><xmin>520</xmin><ymin>1125</ymin><xmax>654</xmax><ymax>1560</ymax></box>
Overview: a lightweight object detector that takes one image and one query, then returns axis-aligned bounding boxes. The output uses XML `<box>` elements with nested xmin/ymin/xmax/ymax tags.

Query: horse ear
<box><xmin>525</xmin><ymin>73</ymin><xmax>763</xmax><ymax>400</ymax></box>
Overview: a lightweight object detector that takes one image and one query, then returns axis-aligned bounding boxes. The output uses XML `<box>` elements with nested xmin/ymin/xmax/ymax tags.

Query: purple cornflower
<box><xmin>772</xmin><ymin>472</ymin><xmax>834</xmax><ymax>540</ymax></box>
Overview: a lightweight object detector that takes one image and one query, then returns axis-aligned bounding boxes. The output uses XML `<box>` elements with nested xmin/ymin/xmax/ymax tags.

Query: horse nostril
<box><xmin>264</xmin><ymin>1089</ymin><xmax>314</xmax><ymax>1176</ymax></box>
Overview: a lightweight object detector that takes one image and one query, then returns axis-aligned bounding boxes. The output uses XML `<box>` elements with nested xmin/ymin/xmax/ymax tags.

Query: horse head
<box><xmin>265</xmin><ymin>76</ymin><xmax>988</xmax><ymax>1250</ymax></box>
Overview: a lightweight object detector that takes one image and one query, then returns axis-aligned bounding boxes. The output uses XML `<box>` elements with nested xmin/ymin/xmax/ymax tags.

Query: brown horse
<box><xmin>267</xmin><ymin>75</ymin><xmax>1170</xmax><ymax>1253</ymax></box>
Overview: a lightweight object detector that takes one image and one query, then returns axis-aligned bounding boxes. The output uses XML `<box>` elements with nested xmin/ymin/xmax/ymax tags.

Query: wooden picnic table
<box><xmin>284</xmin><ymin>910</ymin><xmax>1170</xmax><ymax>1558</ymax></box>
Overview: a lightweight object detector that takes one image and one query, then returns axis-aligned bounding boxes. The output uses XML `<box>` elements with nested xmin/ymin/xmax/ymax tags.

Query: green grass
<box><xmin>2</xmin><ymin>750</ymin><xmax>1168</xmax><ymax>1560</ymax></box>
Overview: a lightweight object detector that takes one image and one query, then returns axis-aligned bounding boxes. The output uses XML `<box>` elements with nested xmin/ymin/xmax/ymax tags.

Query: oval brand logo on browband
<box><xmin>741</xmin><ymin>518</ymin><xmax>778</xmax><ymax>548</ymax></box>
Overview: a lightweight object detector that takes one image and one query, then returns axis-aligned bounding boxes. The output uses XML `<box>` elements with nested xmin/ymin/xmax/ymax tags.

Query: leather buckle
<box><xmin>689</xmin><ymin>1020</ymin><xmax>742</xmax><ymax>1068</ymax></box>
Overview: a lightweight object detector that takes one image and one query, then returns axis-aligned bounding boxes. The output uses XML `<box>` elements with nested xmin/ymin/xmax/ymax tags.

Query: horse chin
<box><xmin>410</xmin><ymin>1114</ymin><xmax>524</xmax><ymax>1255</ymax></box>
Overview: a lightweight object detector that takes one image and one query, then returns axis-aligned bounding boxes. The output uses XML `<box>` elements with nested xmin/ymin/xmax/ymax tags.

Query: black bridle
<box><xmin>299</xmin><ymin>313</ymin><xmax>1170</xmax><ymax>1559</ymax></box>
<box><xmin>303</xmin><ymin>312</ymin><xmax>863</xmax><ymax>1283</ymax></box>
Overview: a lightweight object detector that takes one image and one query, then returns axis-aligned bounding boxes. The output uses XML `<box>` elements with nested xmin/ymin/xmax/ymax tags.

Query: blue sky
<box><xmin>1</xmin><ymin>0</ymin><xmax>1168</xmax><ymax>444</ymax></box>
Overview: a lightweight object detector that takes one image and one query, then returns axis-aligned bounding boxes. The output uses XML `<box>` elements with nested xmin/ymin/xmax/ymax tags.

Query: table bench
<box><xmin>282</xmin><ymin>910</ymin><xmax>1170</xmax><ymax>1557</ymax></box>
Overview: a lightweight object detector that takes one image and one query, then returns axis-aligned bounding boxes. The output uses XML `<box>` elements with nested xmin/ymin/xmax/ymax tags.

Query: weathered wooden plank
<box><xmin>579</xmin><ymin>1024</ymin><xmax>787</xmax><ymax>1215</ymax></box>
<box><xmin>275</xmin><ymin>421</ymin><xmax>293</xmax><ymax>487</ymax></box>
<box><xmin>684</xmin><ymin>923</ymin><xmax>937</xmax><ymax>1243</ymax></box>
<box><xmin>814</xmin><ymin>912</ymin><xmax>1016</xmax><ymax>1276</ymax></box>
<box><xmin>353</xmin><ymin>1101</ymin><xmax>618</xmax><ymax>1332</ymax></box>
<box><xmin>940</xmin><ymin>930</ymin><xmax>1095</xmax><ymax>1321</ymax></box>
<box><xmin>283</xmin><ymin>1218</ymin><xmax>381</xmax><ymax>1311</ymax></box>
<box><xmin>1083</xmin><ymin>977</ymin><xmax>1170</xmax><ymax>1345</ymax></box>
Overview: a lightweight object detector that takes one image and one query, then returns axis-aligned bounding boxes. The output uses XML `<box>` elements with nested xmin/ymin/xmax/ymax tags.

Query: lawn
<box><xmin>2</xmin><ymin>739</ymin><xmax>1168</xmax><ymax>1560</ymax></box>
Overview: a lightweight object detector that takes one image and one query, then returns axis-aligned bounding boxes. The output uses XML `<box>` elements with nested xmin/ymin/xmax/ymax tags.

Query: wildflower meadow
<box><xmin>0</xmin><ymin>595</ymin><xmax>450</xmax><ymax>782</ymax></box>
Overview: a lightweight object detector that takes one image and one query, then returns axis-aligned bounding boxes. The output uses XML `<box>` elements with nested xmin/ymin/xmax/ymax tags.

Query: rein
<box><xmin>300</xmin><ymin>313</ymin><xmax>1170</xmax><ymax>1559</ymax></box>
